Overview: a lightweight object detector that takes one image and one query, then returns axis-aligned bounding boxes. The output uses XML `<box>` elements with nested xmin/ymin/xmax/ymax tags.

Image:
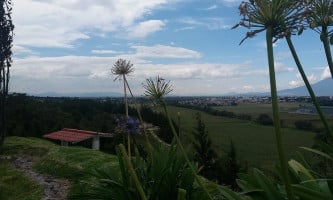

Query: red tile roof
<box><xmin>43</xmin><ymin>128</ymin><xmax>98</xmax><ymax>143</ymax></box>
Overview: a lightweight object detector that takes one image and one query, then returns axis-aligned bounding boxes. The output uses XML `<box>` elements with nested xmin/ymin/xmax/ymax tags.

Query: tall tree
<box><xmin>192</xmin><ymin>112</ymin><xmax>217</xmax><ymax>170</ymax></box>
<box><xmin>0</xmin><ymin>0</ymin><xmax>14</xmax><ymax>146</ymax></box>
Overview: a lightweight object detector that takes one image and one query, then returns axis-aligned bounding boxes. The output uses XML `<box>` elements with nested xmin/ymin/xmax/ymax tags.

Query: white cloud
<box><xmin>243</xmin><ymin>85</ymin><xmax>254</xmax><ymax>91</ymax></box>
<box><xmin>130</xmin><ymin>45</ymin><xmax>201</xmax><ymax>59</ymax></box>
<box><xmin>288</xmin><ymin>73</ymin><xmax>317</xmax><ymax>88</ymax></box>
<box><xmin>203</xmin><ymin>5</ymin><xmax>218</xmax><ymax>10</ymax></box>
<box><xmin>174</xmin><ymin>26</ymin><xmax>195</xmax><ymax>32</ymax></box>
<box><xmin>321</xmin><ymin>66</ymin><xmax>331</xmax><ymax>80</ymax></box>
<box><xmin>275</xmin><ymin>62</ymin><xmax>294</xmax><ymax>73</ymax></box>
<box><xmin>13</xmin><ymin>45</ymin><xmax>38</xmax><ymax>56</ymax></box>
<box><xmin>91</xmin><ymin>50</ymin><xmax>121</xmax><ymax>55</ymax></box>
<box><xmin>13</xmin><ymin>0</ymin><xmax>170</xmax><ymax>48</ymax></box>
<box><xmin>11</xmin><ymin>54</ymin><xmax>269</xmax><ymax>95</ymax></box>
<box><xmin>219</xmin><ymin>0</ymin><xmax>242</xmax><ymax>7</ymax></box>
<box><xmin>179</xmin><ymin>17</ymin><xmax>230</xmax><ymax>30</ymax></box>
<box><xmin>125</xmin><ymin>20</ymin><xmax>166</xmax><ymax>38</ymax></box>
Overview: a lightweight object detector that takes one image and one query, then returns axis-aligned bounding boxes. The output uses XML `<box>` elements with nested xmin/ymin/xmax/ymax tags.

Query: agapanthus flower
<box><xmin>115</xmin><ymin>116</ymin><xmax>140</xmax><ymax>135</ymax></box>
<box><xmin>143</xmin><ymin>76</ymin><xmax>173</xmax><ymax>106</ymax></box>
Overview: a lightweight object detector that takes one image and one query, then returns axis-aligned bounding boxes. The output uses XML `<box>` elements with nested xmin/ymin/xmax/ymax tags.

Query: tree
<box><xmin>192</xmin><ymin>113</ymin><xmax>217</xmax><ymax>173</ymax></box>
<box><xmin>0</xmin><ymin>0</ymin><xmax>14</xmax><ymax>146</ymax></box>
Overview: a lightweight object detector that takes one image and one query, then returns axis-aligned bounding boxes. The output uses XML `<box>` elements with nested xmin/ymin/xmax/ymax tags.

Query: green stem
<box><xmin>266</xmin><ymin>27</ymin><xmax>294</xmax><ymax>200</ymax></box>
<box><xmin>119</xmin><ymin>144</ymin><xmax>147</xmax><ymax>200</ymax></box>
<box><xmin>161</xmin><ymin>101</ymin><xmax>213</xmax><ymax>200</ymax></box>
<box><xmin>123</xmin><ymin>75</ymin><xmax>129</xmax><ymax>117</ymax></box>
<box><xmin>124</xmin><ymin>79</ymin><xmax>153</xmax><ymax>158</ymax></box>
<box><xmin>123</xmin><ymin>77</ymin><xmax>131</xmax><ymax>159</ymax></box>
<box><xmin>322</xmin><ymin>26</ymin><xmax>333</xmax><ymax>78</ymax></box>
<box><xmin>286</xmin><ymin>36</ymin><xmax>333</xmax><ymax>139</ymax></box>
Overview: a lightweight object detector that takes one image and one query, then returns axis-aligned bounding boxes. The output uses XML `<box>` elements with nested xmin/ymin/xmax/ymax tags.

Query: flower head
<box><xmin>111</xmin><ymin>59</ymin><xmax>134</xmax><ymax>81</ymax></box>
<box><xmin>233</xmin><ymin>0</ymin><xmax>308</xmax><ymax>44</ymax></box>
<box><xmin>115</xmin><ymin>116</ymin><xmax>140</xmax><ymax>135</ymax></box>
<box><xmin>143</xmin><ymin>76</ymin><xmax>173</xmax><ymax>106</ymax></box>
<box><xmin>305</xmin><ymin>0</ymin><xmax>333</xmax><ymax>37</ymax></box>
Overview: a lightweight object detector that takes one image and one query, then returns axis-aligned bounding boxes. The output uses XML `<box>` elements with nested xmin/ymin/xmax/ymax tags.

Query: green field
<box><xmin>212</xmin><ymin>102</ymin><xmax>333</xmax><ymax>128</ymax></box>
<box><xmin>167</xmin><ymin>106</ymin><xmax>316</xmax><ymax>168</ymax></box>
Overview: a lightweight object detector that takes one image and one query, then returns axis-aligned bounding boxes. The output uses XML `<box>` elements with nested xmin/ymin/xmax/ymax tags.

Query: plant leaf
<box><xmin>293</xmin><ymin>184</ymin><xmax>328</xmax><ymax>200</ymax></box>
<box><xmin>300</xmin><ymin>147</ymin><xmax>333</xmax><ymax>162</ymax></box>
<box><xmin>253</xmin><ymin>169</ymin><xmax>284</xmax><ymax>200</ymax></box>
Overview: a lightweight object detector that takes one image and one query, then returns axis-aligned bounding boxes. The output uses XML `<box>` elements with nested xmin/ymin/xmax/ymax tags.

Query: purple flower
<box><xmin>115</xmin><ymin>116</ymin><xmax>140</xmax><ymax>135</ymax></box>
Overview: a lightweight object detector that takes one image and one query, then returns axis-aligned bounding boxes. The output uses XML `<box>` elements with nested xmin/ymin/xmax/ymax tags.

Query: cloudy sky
<box><xmin>11</xmin><ymin>0</ymin><xmax>332</xmax><ymax>96</ymax></box>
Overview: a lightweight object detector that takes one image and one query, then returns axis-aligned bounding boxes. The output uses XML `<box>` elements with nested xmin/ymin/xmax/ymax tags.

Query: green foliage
<box><xmin>294</xmin><ymin>120</ymin><xmax>314</xmax><ymax>131</ymax></box>
<box><xmin>256</xmin><ymin>114</ymin><xmax>273</xmax><ymax>126</ymax></box>
<box><xmin>192</xmin><ymin>112</ymin><xmax>217</xmax><ymax>168</ymax></box>
<box><xmin>0</xmin><ymin>160</ymin><xmax>42</xmax><ymax>200</ymax></box>
<box><xmin>0</xmin><ymin>0</ymin><xmax>14</xmax><ymax>146</ymax></box>
<box><xmin>71</xmin><ymin>143</ymin><xmax>198</xmax><ymax>200</ymax></box>
<box><xmin>167</xmin><ymin>106</ymin><xmax>315</xmax><ymax>168</ymax></box>
<box><xmin>140</xmin><ymin>105</ymin><xmax>176</xmax><ymax>143</ymax></box>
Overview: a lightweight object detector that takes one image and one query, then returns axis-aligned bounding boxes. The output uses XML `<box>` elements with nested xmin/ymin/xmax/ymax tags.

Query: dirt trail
<box><xmin>11</xmin><ymin>155</ymin><xmax>70</xmax><ymax>200</ymax></box>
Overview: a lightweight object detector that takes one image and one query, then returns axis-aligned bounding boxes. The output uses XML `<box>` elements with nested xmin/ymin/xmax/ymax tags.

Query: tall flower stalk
<box><xmin>111</xmin><ymin>58</ymin><xmax>134</xmax><ymax>157</ymax></box>
<box><xmin>233</xmin><ymin>1</ymin><xmax>305</xmax><ymax>199</ymax></box>
<box><xmin>286</xmin><ymin>34</ymin><xmax>333</xmax><ymax>139</ymax></box>
<box><xmin>305</xmin><ymin>0</ymin><xmax>333</xmax><ymax>78</ymax></box>
<box><xmin>124</xmin><ymin>79</ymin><xmax>153</xmax><ymax>157</ymax></box>
<box><xmin>143</xmin><ymin>76</ymin><xmax>213</xmax><ymax>200</ymax></box>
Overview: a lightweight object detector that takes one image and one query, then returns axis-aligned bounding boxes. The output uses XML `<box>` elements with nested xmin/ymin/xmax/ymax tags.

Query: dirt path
<box><xmin>11</xmin><ymin>155</ymin><xmax>70</xmax><ymax>200</ymax></box>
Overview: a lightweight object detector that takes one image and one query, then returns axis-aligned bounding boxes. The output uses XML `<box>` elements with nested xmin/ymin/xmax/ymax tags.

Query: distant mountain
<box><xmin>31</xmin><ymin>91</ymin><xmax>123</xmax><ymax>98</ymax></box>
<box><xmin>278</xmin><ymin>78</ymin><xmax>333</xmax><ymax>96</ymax></box>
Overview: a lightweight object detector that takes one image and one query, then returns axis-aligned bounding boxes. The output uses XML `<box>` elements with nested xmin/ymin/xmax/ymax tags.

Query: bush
<box><xmin>256</xmin><ymin>114</ymin><xmax>273</xmax><ymax>126</ymax></box>
<box><xmin>294</xmin><ymin>120</ymin><xmax>314</xmax><ymax>131</ymax></box>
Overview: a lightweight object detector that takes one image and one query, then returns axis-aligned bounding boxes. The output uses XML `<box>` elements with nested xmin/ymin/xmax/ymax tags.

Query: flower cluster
<box><xmin>115</xmin><ymin>116</ymin><xmax>140</xmax><ymax>135</ymax></box>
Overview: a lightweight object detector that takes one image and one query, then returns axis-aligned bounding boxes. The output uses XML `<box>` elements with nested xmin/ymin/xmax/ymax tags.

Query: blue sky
<box><xmin>11</xmin><ymin>0</ymin><xmax>332</xmax><ymax>96</ymax></box>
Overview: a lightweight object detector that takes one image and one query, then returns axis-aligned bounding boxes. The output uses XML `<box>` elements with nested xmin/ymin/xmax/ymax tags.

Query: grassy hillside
<box><xmin>167</xmin><ymin>106</ymin><xmax>316</xmax><ymax>168</ymax></box>
<box><xmin>0</xmin><ymin>137</ymin><xmax>119</xmax><ymax>199</ymax></box>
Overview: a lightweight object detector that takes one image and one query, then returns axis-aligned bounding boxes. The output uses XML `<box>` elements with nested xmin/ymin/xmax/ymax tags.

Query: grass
<box><xmin>0</xmin><ymin>159</ymin><xmax>42</xmax><ymax>200</ymax></box>
<box><xmin>212</xmin><ymin>102</ymin><xmax>333</xmax><ymax>128</ymax></box>
<box><xmin>1</xmin><ymin>137</ymin><xmax>120</xmax><ymax>199</ymax></box>
<box><xmin>168</xmin><ymin>106</ymin><xmax>316</xmax><ymax>168</ymax></box>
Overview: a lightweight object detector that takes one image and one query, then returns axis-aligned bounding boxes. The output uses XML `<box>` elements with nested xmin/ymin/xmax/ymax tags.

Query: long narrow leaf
<box><xmin>300</xmin><ymin>147</ymin><xmax>333</xmax><ymax>162</ymax></box>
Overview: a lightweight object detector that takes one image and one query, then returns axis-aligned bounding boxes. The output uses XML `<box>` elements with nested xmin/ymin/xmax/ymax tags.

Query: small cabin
<box><xmin>43</xmin><ymin>128</ymin><xmax>113</xmax><ymax>150</ymax></box>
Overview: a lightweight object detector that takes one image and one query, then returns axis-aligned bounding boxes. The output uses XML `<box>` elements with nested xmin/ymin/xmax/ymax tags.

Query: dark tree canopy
<box><xmin>0</xmin><ymin>0</ymin><xmax>14</xmax><ymax>145</ymax></box>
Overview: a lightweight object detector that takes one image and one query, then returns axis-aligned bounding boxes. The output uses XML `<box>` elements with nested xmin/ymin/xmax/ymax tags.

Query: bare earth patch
<box><xmin>11</xmin><ymin>155</ymin><xmax>70</xmax><ymax>200</ymax></box>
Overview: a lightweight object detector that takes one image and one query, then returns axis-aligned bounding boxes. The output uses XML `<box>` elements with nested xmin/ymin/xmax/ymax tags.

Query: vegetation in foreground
<box><xmin>0</xmin><ymin>158</ymin><xmax>42</xmax><ymax>200</ymax></box>
<box><xmin>1</xmin><ymin>0</ymin><xmax>333</xmax><ymax>199</ymax></box>
<box><xmin>1</xmin><ymin>137</ymin><xmax>120</xmax><ymax>199</ymax></box>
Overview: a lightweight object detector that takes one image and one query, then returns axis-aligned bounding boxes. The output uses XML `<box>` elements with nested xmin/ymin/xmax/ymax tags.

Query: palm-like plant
<box><xmin>111</xmin><ymin>59</ymin><xmax>134</xmax><ymax>157</ymax></box>
<box><xmin>305</xmin><ymin>0</ymin><xmax>333</xmax><ymax>78</ymax></box>
<box><xmin>143</xmin><ymin>76</ymin><xmax>213</xmax><ymax>200</ymax></box>
<box><xmin>233</xmin><ymin>1</ymin><xmax>306</xmax><ymax>199</ymax></box>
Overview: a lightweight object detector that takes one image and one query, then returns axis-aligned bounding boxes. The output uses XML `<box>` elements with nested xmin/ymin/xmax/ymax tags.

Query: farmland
<box><xmin>212</xmin><ymin>102</ymin><xmax>333</xmax><ymax>128</ymax></box>
<box><xmin>167</xmin><ymin>105</ymin><xmax>317</xmax><ymax>168</ymax></box>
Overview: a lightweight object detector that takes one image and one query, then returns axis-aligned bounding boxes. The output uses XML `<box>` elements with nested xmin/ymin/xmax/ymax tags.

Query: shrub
<box><xmin>256</xmin><ymin>113</ymin><xmax>273</xmax><ymax>126</ymax></box>
<box><xmin>294</xmin><ymin>120</ymin><xmax>314</xmax><ymax>131</ymax></box>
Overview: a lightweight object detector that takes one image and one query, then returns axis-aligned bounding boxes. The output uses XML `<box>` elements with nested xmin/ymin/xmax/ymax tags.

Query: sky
<box><xmin>10</xmin><ymin>0</ymin><xmax>332</xmax><ymax>96</ymax></box>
